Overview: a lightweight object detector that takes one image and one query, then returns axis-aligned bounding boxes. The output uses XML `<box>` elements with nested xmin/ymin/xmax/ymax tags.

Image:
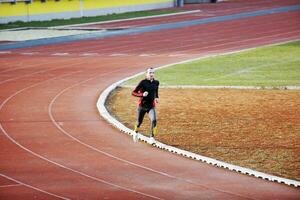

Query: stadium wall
<box><xmin>0</xmin><ymin>0</ymin><xmax>175</xmax><ymax>24</ymax></box>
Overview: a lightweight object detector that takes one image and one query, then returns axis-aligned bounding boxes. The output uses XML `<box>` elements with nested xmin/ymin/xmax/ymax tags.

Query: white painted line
<box><xmin>0</xmin><ymin>183</ymin><xmax>21</xmax><ymax>188</ymax></box>
<box><xmin>81</xmin><ymin>53</ymin><xmax>99</xmax><ymax>56</ymax></box>
<box><xmin>57</xmin><ymin>10</ymin><xmax>201</xmax><ymax>29</ymax></box>
<box><xmin>46</xmin><ymin>68</ymin><xmax>255</xmax><ymax>199</ymax></box>
<box><xmin>0</xmin><ymin>173</ymin><xmax>70</xmax><ymax>200</ymax></box>
<box><xmin>97</xmin><ymin>43</ymin><xmax>300</xmax><ymax>188</ymax></box>
<box><xmin>20</xmin><ymin>52</ymin><xmax>38</xmax><ymax>55</ymax></box>
<box><xmin>47</xmin><ymin>69</ymin><xmax>193</xmax><ymax>194</ymax></box>
<box><xmin>168</xmin><ymin>54</ymin><xmax>186</xmax><ymax>57</ymax></box>
<box><xmin>0</xmin><ymin>60</ymin><xmax>83</xmax><ymax>85</ymax></box>
<box><xmin>110</xmin><ymin>53</ymin><xmax>128</xmax><ymax>57</ymax></box>
<box><xmin>0</xmin><ymin>69</ymin><xmax>163</xmax><ymax>200</ymax></box>
<box><xmin>139</xmin><ymin>54</ymin><xmax>156</xmax><ymax>57</ymax></box>
<box><xmin>52</xmin><ymin>53</ymin><xmax>70</xmax><ymax>56</ymax></box>
<box><xmin>0</xmin><ymin>51</ymin><xmax>11</xmax><ymax>54</ymax></box>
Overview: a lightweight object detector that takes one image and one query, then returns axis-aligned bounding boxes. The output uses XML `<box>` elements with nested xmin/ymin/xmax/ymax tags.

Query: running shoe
<box><xmin>133</xmin><ymin>132</ymin><xmax>139</xmax><ymax>143</ymax></box>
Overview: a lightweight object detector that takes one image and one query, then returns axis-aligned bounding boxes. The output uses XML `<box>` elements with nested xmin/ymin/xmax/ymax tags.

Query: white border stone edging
<box><xmin>122</xmin><ymin>85</ymin><xmax>300</xmax><ymax>90</ymax></box>
<box><xmin>97</xmin><ymin>54</ymin><xmax>300</xmax><ymax>189</ymax></box>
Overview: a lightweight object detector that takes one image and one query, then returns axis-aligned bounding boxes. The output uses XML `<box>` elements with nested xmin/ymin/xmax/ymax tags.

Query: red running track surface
<box><xmin>1</xmin><ymin>0</ymin><xmax>300</xmax><ymax>199</ymax></box>
<box><xmin>70</xmin><ymin>0</ymin><xmax>300</xmax><ymax>30</ymax></box>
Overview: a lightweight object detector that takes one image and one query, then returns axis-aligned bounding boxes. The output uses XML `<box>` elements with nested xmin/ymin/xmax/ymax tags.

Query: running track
<box><xmin>0</xmin><ymin>0</ymin><xmax>300</xmax><ymax>199</ymax></box>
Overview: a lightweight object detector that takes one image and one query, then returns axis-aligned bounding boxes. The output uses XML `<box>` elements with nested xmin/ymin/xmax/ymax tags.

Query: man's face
<box><xmin>146</xmin><ymin>69</ymin><xmax>155</xmax><ymax>80</ymax></box>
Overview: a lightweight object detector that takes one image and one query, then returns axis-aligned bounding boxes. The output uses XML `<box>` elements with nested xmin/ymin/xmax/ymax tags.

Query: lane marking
<box><xmin>52</xmin><ymin>53</ymin><xmax>70</xmax><ymax>56</ymax></box>
<box><xmin>48</xmin><ymin>69</ymin><xmax>255</xmax><ymax>199</ymax></box>
<box><xmin>0</xmin><ymin>173</ymin><xmax>70</xmax><ymax>200</ymax></box>
<box><xmin>139</xmin><ymin>54</ymin><xmax>156</xmax><ymax>57</ymax></box>
<box><xmin>0</xmin><ymin>57</ymin><xmax>60</xmax><ymax>74</ymax></box>
<box><xmin>0</xmin><ymin>57</ymin><xmax>85</xmax><ymax>85</ymax></box>
<box><xmin>2</xmin><ymin>5</ymin><xmax>299</xmax><ymax>51</ymax></box>
<box><xmin>0</xmin><ymin>51</ymin><xmax>11</xmax><ymax>54</ymax></box>
<box><xmin>20</xmin><ymin>52</ymin><xmax>38</xmax><ymax>55</ymax></box>
<box><xmin>41</xmin><ymin>60</ymin><xmax>259</xmax><ymax>199</ymax></box>
<box><xmin>90</xmin><ymin>15</ymin><xmax>299</xmax><ymax>54</ymax></box>
<box><xmin>110</xmin><ymin>53</ymin><xmax>128</xmax><ymax>56</ymax></box>
<box><xmin>0</xmin><ymin>69</ymin><xmax>163</xmax><ymax>200</ymax></box>
<box><xmin>47</xmin><ymin>68</ymin><xmax>165</xmax><ymax>200</ymax></box>
<box><xmin>134</xmin><ymin>27</ymin><xmax>300</xmax><ymax>55</ymax></box>
<box><xmin>0</xmin><ymin>183</ymin><xmax>21</xmax><ymax>188</ymax></box>
<box><xmin>168</xmin><ymin>54</ymin><xmax>186</xmax><ymax>57</ymax></box>
<box><xmin>80</xmin><ymin>53</ymin><xmax>99</xmax><ymax>56</ymax></box>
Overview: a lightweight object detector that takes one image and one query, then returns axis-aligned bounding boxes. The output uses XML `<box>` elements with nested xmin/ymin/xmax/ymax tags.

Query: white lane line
<box><xmin>52</xmin><ymin>53</ymin><xmax>70</xmax><ymax>56</ymax></box>
<box><xmin>20</xmin><ymin>52</ymin><xmax>38</xmax><ymax>55</ymax></box>
<box><xmin>48</xmin><ymin>73</ymin><xmax>257</xmax><ymax>200</ymax></box>
<box><xmin>139</xmin><ymin>54</ymin><xmax>156</xmax><ymax>57</ymax></box>
<box><xmin>110</xmin><ymin>53</ymin><xmax>128</xmax><ymax>57</ymax></box>
<box><xmin>115</xmin><ymin>18</ymin><xmax>299</xmax><ymax>55</ymax></box>
<box><xmin>80</xmin><ymin>53</ymin><xmax>99</xmax><ymax>56</ymax></box>
<box><xmin>0</xmin><ymin>56</ymin><xmax>68</xmax><ymax>75</ymax></box>
<box><xmin>48</xmin><ymin>69</ymin><xmax>204</xmax><ymax>184</ymax></box>
<box><xmin>0</xmin><ymin>72</ymin><xmax>81</xmax><ymax>200</ymax></box>
<box><xmin>0</xmin><ymin>58</ymin><xmax>85</xmax><ymax>85</ymax></box>
<box><xmin>0</xmin><ymin>51</ymin><xmax>11</xmax><ymax>54</ymax></box>
<box><xmin>168</xmin><ymin>54</ymin><xmax>186</xmax><ymax>57</ymax></box>
<box><xmin>50</xmin><ymin>8</ymin><xmax>298</xmax><ymax>55</ymax></box>
<box><xmin>0</xmin><ymin>65</ymin><xmax>41</xmax><ymax>74</ymax></box>
<box><xmin>0</xmin><ymin>69</ymin><xmax>163</xmax><ymax>200</ymax></box>
<box><xmin>48</xmin><ymin>68</ymin><xmax>165</xmax><ymax>200</ymax></box>
<box><xmin>54</xmin><ymin>9</ymin><xmax>231</xmax><ymax>54</ymax></box>
<box><xmin>0</xmin><ymin>183</ymin><xmax>21</xmax><ymax>188</ymax></box>
<box><xmin>0</xmin><ymin>66</ymin><xmax>64</xmax><ymax>85</ymax></box>
<box><xmin>0</xmin><ymin>173</ymin><xmax>70</xmax><ymax>200</ymax></box>
<box><xmin>156</xmin><ymin>29</ymin><xmax>300</xmax><ymax>55</ymax></box>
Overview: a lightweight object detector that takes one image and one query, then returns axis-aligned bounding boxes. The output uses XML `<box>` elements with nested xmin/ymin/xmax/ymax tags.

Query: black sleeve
<box><xmin>156</xmin><ymin>81</ymin><xmax>159</xmax><ymax>98</ymax></box>
<box><xmin>132</xmin><ymin>80</ymin><xmax>144</xmax><ymax>97</ymax></box>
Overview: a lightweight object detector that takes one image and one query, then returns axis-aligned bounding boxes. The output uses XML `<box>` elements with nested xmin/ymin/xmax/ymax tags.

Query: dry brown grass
<box><xmin>106</xmin><ymin>87</ymin><xmax>300</xmax><ymax>181</ymax></box>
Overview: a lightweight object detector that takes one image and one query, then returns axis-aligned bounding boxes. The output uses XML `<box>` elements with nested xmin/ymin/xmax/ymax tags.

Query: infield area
<box><xmin>106</xmin><ymin>41</ymin><xmax>300</xmax><ymax>181</ymax></box>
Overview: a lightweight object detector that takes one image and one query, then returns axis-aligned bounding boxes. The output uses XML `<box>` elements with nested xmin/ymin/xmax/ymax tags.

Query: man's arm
<box><xmin>156</xmin><ymin>81</ymin><xmax>159</xmax><ymax>98</ymax></box>
<box><xmin>132</xmin><ymin>81</ymin><xmax>143</xmax><ymax>97</ymax></box>
<box><xmin>155</xmin><ymin>81</ymin><xmax>159</xmax><ymax>103</ymax></box>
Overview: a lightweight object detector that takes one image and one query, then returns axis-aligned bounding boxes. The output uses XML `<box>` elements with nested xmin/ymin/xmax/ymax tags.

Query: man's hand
<box><xmin>143</xmin><ymin>91</ymin><xmax>148</xmax><ymax>97</ymax></box>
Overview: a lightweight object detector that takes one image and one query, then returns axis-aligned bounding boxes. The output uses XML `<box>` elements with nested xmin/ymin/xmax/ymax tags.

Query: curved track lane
<box><xmin>1</xmin><ymin>0</ymin><xmax>300</xmax><ymax>199</ymax></box>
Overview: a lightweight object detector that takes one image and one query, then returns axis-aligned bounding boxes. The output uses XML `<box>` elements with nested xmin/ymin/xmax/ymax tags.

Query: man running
<box><xmin>132</xmin><ymin>68</ymin><xmax>159</xmax><ymax>144</ymax></box>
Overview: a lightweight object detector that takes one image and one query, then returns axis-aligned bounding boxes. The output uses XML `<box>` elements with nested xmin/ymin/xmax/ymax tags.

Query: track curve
<box><xmin>1</xmin><ymin>0</ymin><xmax>300</xmax><ymax>199</ymax></box>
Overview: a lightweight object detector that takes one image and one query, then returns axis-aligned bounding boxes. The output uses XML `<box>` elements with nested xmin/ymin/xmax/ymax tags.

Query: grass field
<box><xmin>125</xmin><ymin>41</ymin><xmax>300</xmax><ymax>86</ymax></box>
<box><xmin>0</xmin><ymin>9</ymin><xmax>182</xmax><ymax>30</ymax></box>
<box><xmin>107</xmin><ymin>41</ymin><xmax>300</xmax><ymax>181</ymax></box>
<box><xmin>107</xmin><ymin>88</ymin><xmax>300</xmax><ymax>180</ymax></box>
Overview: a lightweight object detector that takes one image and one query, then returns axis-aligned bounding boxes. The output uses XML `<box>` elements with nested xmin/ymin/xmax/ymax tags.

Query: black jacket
<box><xmin>132</xmin><ymin>79</ymin><xmax>159</xmax><ymax>109</ymax></box>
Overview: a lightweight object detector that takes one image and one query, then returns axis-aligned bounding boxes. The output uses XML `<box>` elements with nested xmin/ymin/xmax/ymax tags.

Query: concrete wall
<box><xmin>0</xmin><ymin>0</ymin><xmax>175</xmax><ymax>24</ymax></box>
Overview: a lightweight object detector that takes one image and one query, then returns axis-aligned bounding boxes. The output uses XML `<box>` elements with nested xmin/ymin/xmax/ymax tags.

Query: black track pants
<box><xmin>136</xmin><ymin>107</ymin><xmax>157</xmax><ymax>137</ymax></box>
